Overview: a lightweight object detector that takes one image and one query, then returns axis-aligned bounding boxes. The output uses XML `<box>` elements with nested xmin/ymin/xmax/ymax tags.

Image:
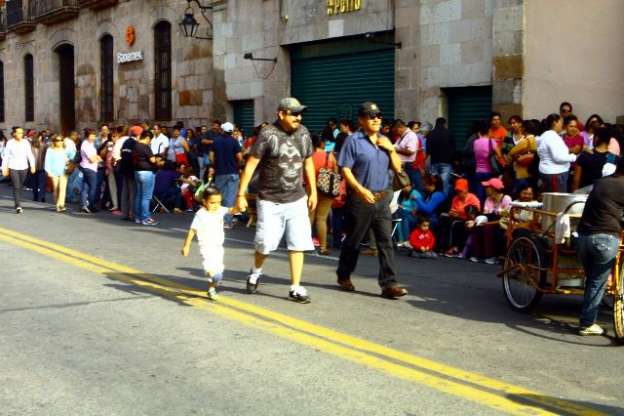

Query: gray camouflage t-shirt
<box><xmin>250</xmin><ymin>122</ymin><xmax>313</xmax><ymax>203</ymax></box>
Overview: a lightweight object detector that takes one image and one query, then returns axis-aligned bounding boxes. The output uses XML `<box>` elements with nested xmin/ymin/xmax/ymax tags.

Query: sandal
<box><xmin>444</xmin><ymin>247</ymin><xmax>459</xmax><ymax>258</ymax></box>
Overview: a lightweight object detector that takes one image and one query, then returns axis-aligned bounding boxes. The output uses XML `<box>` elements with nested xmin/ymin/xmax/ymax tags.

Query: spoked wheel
<box><xmin>613</xmin><ymin>263</ymin><xmax>624</xmax><ymax>344</ymax></box>
<box><xmin>502</xmin><ymin>236</ymin><xmax>547</xmax><ymax>312</ymax></box>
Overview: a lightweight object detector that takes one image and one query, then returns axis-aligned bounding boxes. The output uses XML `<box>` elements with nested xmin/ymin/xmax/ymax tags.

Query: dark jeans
<box><xmin>81</xmin><ymin>168</ymin><xmax>98</xmax><ymax>209</ymax></box>
<box><xmin>473</xmin><ymin>171</ymin><xmax>494</xmax><ymax>204</ymax></box>
<box><xmin>9</xmin><ymin>169</ymin><xmax>27</xmax><ymax>208</ymax></box>
<box><xmin>577</xmin><ymin>233</ymin><xmax>620</xmax><ymax>327</ymax></box>
<box><xmin>95</xmin><ymin>167</ymin><xmax>106</xmax><ymax>205</ymax></box>
<box><xmin>32</xmin><ymin>169</ymin><xmax>47</xmax><ymax>202</ymax></box>
<box><xmin>540</xmin><ymin>172</ymin><xmax>568</xmax><ymax>193</ymax></box>
<box><xmin>331</xmin><ymin>206</ymin><xmax>346</xmax><ymax>249</ymax></box>
<box><xmin>437</xmin><ymin>215</ymin><xmax>469</xmax><ymax>252</ymax></box>
<box><xmin>337</xmin><ymin>190</ymin><xmax>398</xmax><ymax>288</ymax></box>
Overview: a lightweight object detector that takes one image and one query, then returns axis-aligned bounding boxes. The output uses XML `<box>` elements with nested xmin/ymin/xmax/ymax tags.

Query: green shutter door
<box><xmin>291</xmin><ymin>34</ymin><xmax>395</xmax><ymax>134</ymax></box>
<box><xmin>445</xmin><ymin>86</ymin><xmax>493</xmax><ymax>150</ymax></box>
<box><xmin>232</xmin><ymin>99</ymin><xmax>255</xmax><ymax>137</ymax></box>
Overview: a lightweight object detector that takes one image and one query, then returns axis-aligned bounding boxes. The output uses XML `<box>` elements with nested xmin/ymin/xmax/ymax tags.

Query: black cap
<box><xmin>358</xmin><ymin>101</ymin><xmax>382</xmax><ymax>117</ymax></box>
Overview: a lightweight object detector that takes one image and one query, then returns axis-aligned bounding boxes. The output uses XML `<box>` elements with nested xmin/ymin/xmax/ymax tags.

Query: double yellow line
<box><xmin>0</xmin><ymin>225</ymin><xmax>604</xmax><ymax>416</ymax></box>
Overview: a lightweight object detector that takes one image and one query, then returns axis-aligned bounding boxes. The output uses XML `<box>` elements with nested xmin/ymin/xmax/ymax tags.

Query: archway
<box><xmin>55</xmin><ymin>44</ymin><xmax>75</xmax><ymax>135</ymax></box>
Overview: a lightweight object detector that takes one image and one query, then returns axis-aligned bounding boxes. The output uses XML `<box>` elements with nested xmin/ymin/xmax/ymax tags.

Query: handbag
<box><xmin>316</xmin><ymin>152</ymin><xmax>342</xmax><ymax>197</ymax></box>
<box><xmin>516</xmin><ymin>152</ymin><xmax>535</xmax><ymax>167</ymax></box>
<box><xmin>392</xmin><ymin>169</ymin><xmax>411</xmax><ymax>191</ymax></box>
<box><xmin>488</xmin><ymin>139</ymin><xmax>504</xmax><ymax>175</ymax></box>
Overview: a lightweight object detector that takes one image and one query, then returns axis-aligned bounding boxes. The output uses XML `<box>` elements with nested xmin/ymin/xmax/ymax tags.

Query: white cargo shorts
<box><xmin>254</xmin><ymin>196</ymin><xmax>314</xmax><ymax>254</ymax></box>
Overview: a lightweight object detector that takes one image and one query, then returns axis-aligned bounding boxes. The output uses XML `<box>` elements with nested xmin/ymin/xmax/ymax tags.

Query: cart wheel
<box><xmin>613</xmin><ymin>264</ymin><xmax>624</xmax><ymax>344</ymax></box>
<box><xmin>502</xmin><ymin>236</ymin><xmax>546</xmax><ymax>312</ymax></box>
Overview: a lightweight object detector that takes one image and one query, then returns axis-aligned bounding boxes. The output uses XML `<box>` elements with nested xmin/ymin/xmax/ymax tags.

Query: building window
<box><xmin>24</xmin><ymin>54</ymin><xmax>34</xmax><ymax>122</ymax></box>
<box><xmin>100</xmin><ymin>34</ymin><xmax>114</xmax><ymax>122</ymax></box>
<box><xmin>154</xmin><ymin>21</ymin><xmax>172</xmax><ymax>121</ymax></box>
<box><xmin>0</xmin><ymin>61</ymin><xmax>4</xmax><ymax>123</ymax></box>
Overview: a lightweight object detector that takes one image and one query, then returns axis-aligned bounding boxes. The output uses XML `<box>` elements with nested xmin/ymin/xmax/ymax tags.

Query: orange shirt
<box><xmin>489</xmin><ymin>126</ymin><xmax>508</xmax><ymax>147</ymax></box>
<box><xmin>451</xmin><ymin>193</ymin><xmax>481</xmax><ymax>220</ymax></box>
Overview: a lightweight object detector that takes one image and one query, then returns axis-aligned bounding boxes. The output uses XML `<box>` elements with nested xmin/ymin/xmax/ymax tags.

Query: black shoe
<box><xmin>289</xmin><ymin>287</ymin><xmax>311</xmax><ymax>304</ymax></box>
<box><xmin>246</xmin><ymin>271</ymin><xmax>261</xmax><ymax>294</ymax></box>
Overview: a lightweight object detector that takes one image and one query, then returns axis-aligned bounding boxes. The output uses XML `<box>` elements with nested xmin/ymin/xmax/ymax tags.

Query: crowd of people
<box><xmin>1</xmin><ymin>99</ymin><xmax>623</xmax><ymax>330</ymax></box>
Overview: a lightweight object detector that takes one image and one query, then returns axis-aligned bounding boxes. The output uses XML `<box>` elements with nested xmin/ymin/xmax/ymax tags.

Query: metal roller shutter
<box><xmin>291</xmin><ymin>34</ymin><xmax>395</xmax><ymax>135</ymax></box>
<box><xmin>445</xmin><ymin>86</ymin><xmax>493</xmax><ymax>150</ymax></box>
<box><xmin>232</xmin><ymin>99</ymin><xmax>255</xmax><ymax>137</ymax></box>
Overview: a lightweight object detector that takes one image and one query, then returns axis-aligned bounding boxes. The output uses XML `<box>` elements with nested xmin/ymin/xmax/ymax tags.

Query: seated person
<box><xmin>154</xmin><ymin>161</ymin><xmax>182</xmax><ymax>212</ymax></box>
<box><xmin>179</xmin><ymin>164</ymin><xmax>200</xmax><ymax>211</ymax></box>
<box><xmin>437</xmin><ymin>178</ymin><xmax>481</xmax><ymax>257</ymax></box>
<box><xmin>408</xmin><ymin>217</ymin><xmax>436</xmax><ymax>258</ymax></box>
<box><xmin>414</xmin><ymin>174</ymin><xmax>447</xmax><ymax>230</ymax></box>
<box><xmin>395</xmin><ymin>184</ymin><xmax>422</xmax><ymax>246</ymax></box>
<box><xmin>468</xmin><ymin>177</ymin><xmax>511</xmax><ymax>264</ymax></box>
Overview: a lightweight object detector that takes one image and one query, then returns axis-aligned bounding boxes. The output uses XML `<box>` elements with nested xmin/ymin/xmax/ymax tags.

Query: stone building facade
<box><xmin>0</xmin><ymin>0</ymin><xmax>621</xmax><ymax>140</ymax></box>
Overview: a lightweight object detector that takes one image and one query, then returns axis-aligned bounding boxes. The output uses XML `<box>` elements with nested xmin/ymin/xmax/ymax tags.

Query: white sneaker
<box><xmin>578</xmin><ymin>324</ymin><xmax>606</xmax><ymax>336</ymax></box>
<box><xmin>289</xmin><ymin>286</ymin><xmax>311</xmax><ymax>304</ymax></box>
<box><xmin>207</xmin><ymin>287</ymin><xmax>219</xmax><ymax>300</ymax></box>
<box><xmin>484</xmin><ymin>257</ymin><xmax>498</xmax><ymax>265</ymax></box>
<box><xmin>469</xmin><ymin>256</ymin><xmax>479</xmax><ymax>263</ymax></box>
<box><xmin>246</xmin><ymin>271</ymin><xmax>262</xmax><ymax>294</ymax></box>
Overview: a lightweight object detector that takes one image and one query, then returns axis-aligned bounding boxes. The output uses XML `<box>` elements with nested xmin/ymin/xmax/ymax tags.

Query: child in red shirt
<box><xmin>409</xmin><ymin>218</ymin><xmax>437</xmax><ymax>258</ymax></box>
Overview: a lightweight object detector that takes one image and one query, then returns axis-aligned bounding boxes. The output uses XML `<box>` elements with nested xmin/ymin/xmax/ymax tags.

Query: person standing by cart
<box><xmin>576</xmin><ymin>156</ymin><xmax>624</xmax><ymax>336</ymax></box>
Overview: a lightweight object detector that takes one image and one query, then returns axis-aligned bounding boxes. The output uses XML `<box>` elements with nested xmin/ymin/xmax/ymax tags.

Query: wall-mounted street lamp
<box><xmin>364</xmin><ymin>32</ymin><xmax>402</xmax><ymax>49</ymax></box>
<box><xmin>243</xmin><ymin>52</ymin><xmax>277</xmax><ymax>63</ymax></box>
<box><xmin>180</xmin><ymin>0</ymin><xmax>213</xmax><ymax>40</ymax></box>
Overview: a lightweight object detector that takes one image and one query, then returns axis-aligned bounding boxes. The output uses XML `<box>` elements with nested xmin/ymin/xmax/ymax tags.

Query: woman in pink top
<box><xmin>470</xmin><ymin>177</ymin><xmax>511</xmax><ymax>265</ymax></box>
<box><xmin>472</xmin><ymin>121</ymin><xmax>503</xmax><ymax>203</ymax></box>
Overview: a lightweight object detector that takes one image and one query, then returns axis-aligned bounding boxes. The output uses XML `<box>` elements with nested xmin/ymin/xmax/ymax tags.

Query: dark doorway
<box><xmin>56</xmin><ymin>44</ymin><xmax>75</xmax><ymax>136</ymax></box>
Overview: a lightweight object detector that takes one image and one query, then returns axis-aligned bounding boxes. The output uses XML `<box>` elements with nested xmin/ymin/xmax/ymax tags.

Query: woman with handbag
<box><xmin>309</xmin><ymin>134</ymin><xmax>340</xmax><ymax>255</ymax></box>
<box><xmin>472</xmin><ymin>120</ymin><xmax>503</xmax><ymax>203</ymax></box>
<box><xmin>508</xmin><ymin>119</ymin><xmax>538</xmax><ymax>196</ymax></box>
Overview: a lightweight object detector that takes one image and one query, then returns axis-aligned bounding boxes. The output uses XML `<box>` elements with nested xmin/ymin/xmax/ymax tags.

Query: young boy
<box><xmin>409</xmin><ymin>218</ymin><xmax>437</xmax><ymax>258</ymax></box>
<box><xmin>181</xmin><ymin>187</ymin><xmax>231</xmax><ymax>300</ymax></box>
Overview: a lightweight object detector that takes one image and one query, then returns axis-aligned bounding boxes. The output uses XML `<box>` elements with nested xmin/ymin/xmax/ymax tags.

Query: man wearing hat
<box><xmin>210</xmin><ymin>121</ymin><xmax>242</xmax><ymax>228</ymax></box>
<box><xmin>336</xmin><ymin>101</ymin><xmax>408</xmax><ymax>299</ymax></box>
<box><xmin>236</xmin><ymin>97</ymin><xmax>317</xmax><ymax>303</ymax></box>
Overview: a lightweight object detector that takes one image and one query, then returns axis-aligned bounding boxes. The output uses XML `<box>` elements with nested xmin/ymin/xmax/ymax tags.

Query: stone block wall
<box><xmin>0</xmin><ymin>0</ymin><xmax>215</xmax><ymax>133</ymax></box>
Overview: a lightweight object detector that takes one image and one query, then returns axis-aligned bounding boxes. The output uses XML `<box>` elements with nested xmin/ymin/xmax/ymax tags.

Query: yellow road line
<box><xmin>0</xmin><ymin>226</ymin><xmax>605</xmax><ymax>416</ymax></box>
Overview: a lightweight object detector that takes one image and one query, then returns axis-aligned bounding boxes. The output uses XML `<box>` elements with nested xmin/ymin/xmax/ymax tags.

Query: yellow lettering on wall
<box><xmin>327</xmin><ymin>0</ymin><xmax>362</xmax><ymax>15</ymax></box>
<box><xmin>354</xmin><ymin>0</ymin><xmax>361</xmax><ymax>10</ymax></box>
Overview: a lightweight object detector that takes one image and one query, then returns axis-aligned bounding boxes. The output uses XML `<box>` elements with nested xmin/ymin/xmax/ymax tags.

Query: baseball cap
<box><xmin>481</xmin><ymin>177</ymin><xmax>504</xmax><ymax>190</ymax></box>
<box><xmin>129</xmin><ymin>125</ymin><xmax>144</xmax><ymax>137</ymax></box>
<box><xmin>454</xmin><ymin>178</ymin><xmax>469</xmax><ymax>192</ymax></box>
<box><xmin>221</xmin><ymin>122</ymin><xmax>234</xmax><ymax>133</ymax></box>
<box><xmin>278</xmin><ymin>97</ymin><xmax>306</xmax><ymax>113</ymax></box>
<box><xmin>358</xmin><ymin>101</ymin><xmax>382</xmax><ymax>118</ymax></box>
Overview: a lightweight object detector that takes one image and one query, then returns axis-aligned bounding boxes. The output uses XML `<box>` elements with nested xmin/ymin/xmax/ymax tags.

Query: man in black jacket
<box><xmin>426</xmin><ymin>117</ymin><xmax>455</xmax><ymax>195</ymax></box>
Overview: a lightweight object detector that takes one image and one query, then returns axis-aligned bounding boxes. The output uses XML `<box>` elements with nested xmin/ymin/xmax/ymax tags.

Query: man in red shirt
<box><xmin>488</xmin><ymin>112</ymin><xmax>508</xmax><ymax>147</ymax></box>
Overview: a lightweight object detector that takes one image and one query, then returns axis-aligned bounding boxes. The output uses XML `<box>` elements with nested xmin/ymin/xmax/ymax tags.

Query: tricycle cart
<box><xmin>499</xmin><ymin>194</ymin><xmax>624</xmax><ymax>342</ymax></box>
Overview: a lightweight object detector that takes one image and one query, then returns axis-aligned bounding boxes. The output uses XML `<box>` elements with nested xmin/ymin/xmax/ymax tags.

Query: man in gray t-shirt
<box><xmin>237</xmin><ymin>98</ymin><xmax>317</xmax><ymax>303</ymax></box>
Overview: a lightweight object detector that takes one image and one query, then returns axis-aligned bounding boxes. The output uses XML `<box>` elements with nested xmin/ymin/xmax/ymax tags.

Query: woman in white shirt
<box><xmin>537</xmin><ymin>113</ymin><xmax>577</xmax><ymax>193</ymax></box>
<box><xmin>0</xmin><ymin>127</ymin><xmax>36</xmax><ymax>213</ymax></box>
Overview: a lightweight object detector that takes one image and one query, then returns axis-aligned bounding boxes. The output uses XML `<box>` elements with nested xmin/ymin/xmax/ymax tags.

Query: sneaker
<box><xmin>456</xmin><ymin>253</ymin><xmax>466</xmax><ymax>259</ymax></box>
<box><xmin>135</xmin><ymin>218</ymin><xmax>142</xmax><ymax>224</ymax></box>
<box><xmin>469</xmin><ymin>256</ymin><xmax>479</xmax><ymax>263</ymax></box>
<box><xmin>578</xmin><ymin>324</ymin><xmax>606</xmax><ymax>336</ymax></box>
<box><xmin>142</xmin><ymin>219</ymin><xmax>159</xmax><ymax>226</ymax></box>
<box><xmin>246</xmin><ymin>271</ymin><xmax>262</xmax><ymax>294</ymax></box>
<box><xmin>82</xmin><ymin>206</ymin><xmax>92</xmax><ymax>214</ymax></box>
<box><xmin>484</xmin><ymin>257</ymin><xmax>498</xmax><ymax>265</ymax></box>
<box><xmin>289</xmin><ymin>286</ymin><xmax>311</xmax><ymax>304</ymax></box>
<box><xmin>207</xmin><ymin>287</ymin><xmax>219</xmax><ymax>301</ymax></box>
<box><xmin>15</xmin><ymin>207</ymin><xmax>23</xmax><ymax>214</ymax></box>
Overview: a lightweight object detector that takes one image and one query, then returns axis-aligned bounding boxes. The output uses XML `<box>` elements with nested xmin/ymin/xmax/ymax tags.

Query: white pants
<box><xmin>200</xmin><ymin>245</ymin><xmax>224</xmax><ymax>275</ymax></box>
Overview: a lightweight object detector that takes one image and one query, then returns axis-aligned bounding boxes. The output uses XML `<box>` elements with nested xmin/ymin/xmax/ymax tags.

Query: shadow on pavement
<box><xmin>506</xmin><ymin>394</ymin><xmax>624</xmax><ymax>416</ymax></box>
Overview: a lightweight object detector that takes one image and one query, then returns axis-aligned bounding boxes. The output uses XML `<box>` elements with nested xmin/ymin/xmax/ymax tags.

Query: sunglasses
<box><xmin>364</xmin><ymin>113</ymin><xmax>382</xmax><ymax>120</ymax></box>
<box><xmin>287</xmin><ymin>111</ymin><xmax>303</xmax><ymax>117</ymax></box>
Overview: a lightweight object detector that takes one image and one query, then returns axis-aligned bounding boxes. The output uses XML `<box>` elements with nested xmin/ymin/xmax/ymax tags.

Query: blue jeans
<box><xmin>397</xmin><ymin>208</ymin><xmax>418</xmax><ymax>242</ymax></box>
<box><xmin>577</xmin><ymin>233</ymin><xmax>620</xmax><ymax>327</ymax></box>
<box><xmin>431</xmin><ymin>163</ymin><xmax>453</xmax><ymax>196</ymax></box>
<box><xmin>32</xmin><ymin>170</ymin><xmax>47</xmax><ymax>202</ymax></box>
<box><xmin>214</xmin><ymin>173</ymin><xmax>240</xmax><ymax>225</ymax></box>
<box><xmin>404</xmin><ymin>163</ymin><xmax>424</xmax><ymax>193</ymax></box>
<box><xmin>134</xmin><ymin>171</ymin><xmax>155</xmax><ymax>222</ymax></box>
<box><xmin>198</xmin><ymin>154</ymin><xmax>211</xmax><ymax>180</ymax></box>
<box><xmin>81</xmin><ymin>168</ymin><xmax>98</xmax><ymax>209</ymax></box>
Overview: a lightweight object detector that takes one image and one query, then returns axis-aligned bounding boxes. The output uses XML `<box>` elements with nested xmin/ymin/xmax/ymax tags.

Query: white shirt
<box><xmin>151</xmin><ymin>133</ymin><xmax>169</xmax><ymax>156</ymax></box>
<box><xmin>112</xmin><ymin>136</ymin><xmax>129</xmax><ymax>162</ymax></box>
<box><xmin>63</xmin><ymin>138</ymin><xmax>77</xmax><ymax>158</ymax></box>
<box><xmin>537</xmin><ymin>130</ymin><xmax>577</xmax><ymax>175</ymax></box>
<box><xmin>1</xmin><ymin>139</ymin><xmax>35</xmax><ymax>171</ymax></box>
<box><xmin>395</xmin><ymin>129</ymin><xmax>419</xmax><ymax>163</ymax></box>
<box><xmin>190</xmin><ymin>207</ymin><xmax>229</xmax><ymax>248</ymax></box>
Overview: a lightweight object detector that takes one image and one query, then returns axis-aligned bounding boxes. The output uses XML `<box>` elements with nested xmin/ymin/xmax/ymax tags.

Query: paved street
<box><xmin>0</xmin><ymin>188</ymin><xmax>622</xmax><ymax>416</ymax></box>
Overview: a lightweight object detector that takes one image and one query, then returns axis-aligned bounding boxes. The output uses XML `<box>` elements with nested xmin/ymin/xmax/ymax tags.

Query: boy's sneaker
<box><xmin>135</xmin><ymin>218</ymin><xmax>142</xmax><ymax>224</ymax></box>
<box><xmin>15</xmin><ymin>207</ymin><xmax>23</xmax><ymax>214</ymax></box>
<box><xmin>142</xmin><ymin>218</ymin><xmax>159</xmax><ymax>226</ymax></box>
<box><xmin>289</xmin><ymin>286</ymin><xmax>311</xmax><ymax>304</ymax></box>
<box><xmin>484</xmin><ymin>257</ymin><xmax>498</xmax><ymax>265</ymax></box>
<box><xmin>246</xmin><ymin>271</ymin><xmax>262</xmax><ymax>294</ymax></box>
<box><xmin>578</xmin><ymin>324</ymin><xmax>606</xmax><ymax>336</ymax></box>
<box><xmin>207</xmin><ymin>287</ymin><xmax>219</xmax><ymax>301</ymax></box>
<box><xmin>82</xmin><ymin>205</ymin><xmax>92</xmax><ymax>214</ymax></box>
<box><xmin>469</xmin><ymin>256</ymin><xmax>479</xmax><ymax>263</ymax></box>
